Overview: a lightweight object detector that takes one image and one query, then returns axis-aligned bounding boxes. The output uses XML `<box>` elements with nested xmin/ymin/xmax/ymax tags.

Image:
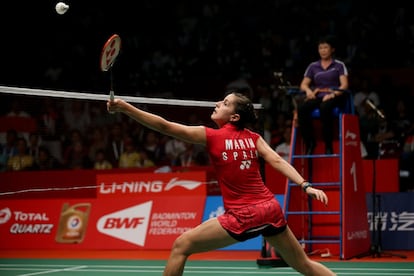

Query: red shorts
<box><xmin>217</xmin><ymin>197</ymin><xmax>287</xmax><ymax>241</ymax></box>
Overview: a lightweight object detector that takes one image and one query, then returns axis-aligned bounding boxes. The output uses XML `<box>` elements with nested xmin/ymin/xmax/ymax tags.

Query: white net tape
<box><xmin>0</xmin><ymin>85</ymin><xmax>263</xmax><ymax>109</ymax></box>
<box><xmin>0</xmin><ymin>181</ymin><xmax>220</xmax><ymax>196</ymax></box>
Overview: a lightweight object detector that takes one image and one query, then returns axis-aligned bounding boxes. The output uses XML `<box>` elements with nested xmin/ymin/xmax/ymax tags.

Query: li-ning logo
<box><xmin>345</xmin><ymin>130</ymin><xmax>357</xmax><ymax>140</ymax></box>
<box><xmin>99</xmin><ymin>178</ymin><xmax>202</xmax><ymax>195</ymax></box>
<box><xmin>97</xmin><ymin>201</ymin><xmax>152</xmax><ymax>246</ymax></box>
<box><xmin>0</xmin><ymin>208</ymin><xmax>12</xmax><ymax>224</ymax></box>
<box><xmin>164</xmin><ymin>178</ymin><xmax>201</xmax><ymax>191</ymax></box>
<box><xmin>345</xmin><ymin>130</ymin><xmax>358</xmax><ymax>147</ymax></box>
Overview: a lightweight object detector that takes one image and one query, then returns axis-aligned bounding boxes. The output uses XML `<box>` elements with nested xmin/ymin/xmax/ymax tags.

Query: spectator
<box><xmin>379</xmin><ymin>97</ymin><xmax>414</xmax><ymax>159</ymax></box>
<box><xmin>177</xmin><ymin>142</ymin><xmax>199</xmax><ymax>167</ymax></box>
<box><xmin>118</xmin><ymin>137</ymin><xmax>141</xmax><ymax>168</ymax></box>
<box><xmin>32</xmin><ymin>146</ymin><xmax>62</xmax><ymax>170</ymax></box>
<box><xmin>0</xmin><ymin>129</ymin><xmax>18</xmax><ymax>171</ymax></box>
<box><xmin>27</xmin><ymin>132</ymin><xmax>43</xmax><ymax>161</ymax></box>
<box><xmin>93</xmin><ymin>148</ymin><xmax>113</xmax><ymax>170</ymax></box>
<box><xmin>62</xmin><ymin>129</ymin><xmax>92</xmax><ymax>169</ymax></box>
<box><xmin>137</xmin><ymin>149</ymin><xmax>156</xmax><ymax>168</ymax></box>
<box><xmin>390</xmin><ymin>97</ymin><xmax>414</xmax><ymax>145</ymax></box>
<box><xmin>88</xmin><ymin>127</ymin><xmax>108</xmax><ymax>162</ymax></box>
<box><xmin>142</xmin><ymin>130</ymin><xmax>165</xmax><ymax>164</ymax></box>
<box><xmin>269</xmin><ymin>112</ymin><xmax>291</xmax><ymax>149</ymax></box>
<box><xmin>6</xmin><ymin>98</ymin><xmax>30</xmax><ymax>118</ymax></box>
<box><xmin>164</xmin><ymin>137</ymin><xmax>187</xmax><ymax>166</ymax></box>
<box><xmin>37</xmin><ymin>97</ymin><xmax>64</xmax><ymax>141</ymax></box>
<box><xmin>62</xmin><ymin>99</ymin><xmax>91</xmax><ymax>134</ymax></box>
<box><xmin>362</xmin><ymin>101</ymin><xmax>405</xmax><ymax>159</ymax></box>
<box><xmin>63</xmin><ymin>140</ymin><xmax>92</xmax><ymax>169</ymax></box>
<box><xmin>275</xmin><ymin>123</ymin><xmax>293</xmax><ymax>162</ymax></box>
<box><xmin>353</xmin><ymin>76</ymin><xmax>381</xmax><ymax>117</ymax></box>
<box><xmin>400</xmin><ymin>133</ymin><xmax>414</xmax><ymax>191</ymax></box>
<box><xmin>62</xmin><ymin>129</ymin><xmax>84</xmax><ymax>158</ymax></box>
<box><xmin>6</xmin><ymin>137</ymin><xmax>34</xmax><ymax>171</ymax></box>
<box><xmin>106</xmin><ymin>122</ymin><xmax>126</xmax><ymax>168</ymax></box>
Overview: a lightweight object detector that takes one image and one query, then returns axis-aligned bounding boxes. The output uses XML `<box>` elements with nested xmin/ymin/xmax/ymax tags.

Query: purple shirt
<box><xmin>304</xmin><ymin>59</ymin><xmax>348</xmax><ymax>97</ymax></box>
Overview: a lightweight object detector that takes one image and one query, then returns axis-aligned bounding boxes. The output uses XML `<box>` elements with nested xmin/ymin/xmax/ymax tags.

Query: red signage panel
<box><xmin>341</xmin><ymin>114</ymin><xmax>371</xmax><ymax>259</ymax></box>
<box><xmin>0</xmin><ymin>172</ymin><xmax>207</xmax><ymax>250</ymax></box>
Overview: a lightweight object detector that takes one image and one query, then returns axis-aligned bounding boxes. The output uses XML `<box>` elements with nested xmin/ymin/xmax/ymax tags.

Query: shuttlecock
<box><xmin>55</xmin><ymin>2</ymin><xmax>69</xmax><ymax>15</ymax></box>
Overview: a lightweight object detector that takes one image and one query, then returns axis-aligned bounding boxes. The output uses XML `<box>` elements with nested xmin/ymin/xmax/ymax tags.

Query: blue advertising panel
<box><xmin>366</xmin><ymin>192</ymin><xmax>414</xmax><ymax>250</ymax></box>
<box><xmin>203</xmin><ymin>195</ymin><xmax>284</xmax><ymax>251</ymax></box>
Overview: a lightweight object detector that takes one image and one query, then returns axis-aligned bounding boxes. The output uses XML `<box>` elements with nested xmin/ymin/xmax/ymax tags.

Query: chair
<box><xmin>284</xmin><ymin>87</ymin><xmax>360</xmax><ymax>259</ymax></box>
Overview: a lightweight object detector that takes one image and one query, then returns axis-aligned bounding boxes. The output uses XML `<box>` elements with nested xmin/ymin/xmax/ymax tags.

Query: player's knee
<box><xmin>171</xmin><ymin>233</ymin><xmax>193</xmax><ymax>256</ymax></box>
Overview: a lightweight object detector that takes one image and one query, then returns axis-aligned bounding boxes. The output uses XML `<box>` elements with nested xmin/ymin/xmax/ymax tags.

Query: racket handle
<box><xmin>109</xmin><ymin>90</ymin><xmax>115</xmax><ymax>114</ymax></box>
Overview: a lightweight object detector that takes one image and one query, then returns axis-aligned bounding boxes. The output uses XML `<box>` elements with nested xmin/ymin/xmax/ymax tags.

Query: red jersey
<box><xmin>205</xmin><ymin>123</ymin><xmax>275</xmax><ymax>210</ymax></box>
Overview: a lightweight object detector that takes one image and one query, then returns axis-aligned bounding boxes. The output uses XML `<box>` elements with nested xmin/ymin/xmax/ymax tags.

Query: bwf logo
<box><xmin>97</xmin><ymin>201</ymin><xmax>152</xmax><ymax>246</ymax></box>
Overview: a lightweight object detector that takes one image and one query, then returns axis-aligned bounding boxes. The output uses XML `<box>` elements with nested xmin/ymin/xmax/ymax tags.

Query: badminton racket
<box><xmin>100</xmin><ymin>34</ymin><xmax>122</xmax><ymax>101</ymax></box>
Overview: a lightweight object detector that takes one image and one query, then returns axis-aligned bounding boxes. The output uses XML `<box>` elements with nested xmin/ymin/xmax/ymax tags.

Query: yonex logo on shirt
<box><xmin>240</xmin><ymin>160</ymin><xmax>252</xmax><ymax>170</ymax></box>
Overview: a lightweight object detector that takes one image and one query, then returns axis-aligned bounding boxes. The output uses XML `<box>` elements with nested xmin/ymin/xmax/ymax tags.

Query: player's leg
<box><xmin>320</xmin><ymin>96</ymin><xmax>345</xmax><ymax>153</ymax></box>
<box><xmin>297</xmin><ymin>98</ymin><xmax>321</xmax><ymax>154</ymax></box>
<box><xmin>265</xmin><ymin>226</ymin><xmax>336</xmax><ymax>276</ymax></box>
<box><xmin>163</xmin><ymin>217</ymin><xmax>237</xmax><ymax>276</ymax></box>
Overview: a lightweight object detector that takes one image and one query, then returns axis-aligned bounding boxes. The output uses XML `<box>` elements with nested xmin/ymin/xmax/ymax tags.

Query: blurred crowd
<box><xmin>4</xmin><ymin>2</ymin><xmax>414</xmax><ymax>98</ymax></box>
<box><xmin>0</xmin><ymin>95</ymin><xmax>213</xmax><ymax>172</ymax></box>
<box><xmin>2</xmin><ymin>2</ymin><xmax>414</xmax><ymax>191</ymax></box>
<box><xmin>1</xmin><ymin>75</ymin><xmax>413</xmax><ymax>191</ymax></box>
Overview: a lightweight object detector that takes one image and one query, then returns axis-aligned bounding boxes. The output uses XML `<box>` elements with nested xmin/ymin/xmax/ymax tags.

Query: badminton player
<box><xmin>107</xmin><ymin>91</ymin><xmax>336</xmax><ymax>276</ymax></box>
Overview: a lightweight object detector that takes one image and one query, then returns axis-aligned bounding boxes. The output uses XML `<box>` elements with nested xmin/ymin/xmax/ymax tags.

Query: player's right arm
<box><xmin>107</xmin><ymin>99</ymin><xmax>206</xmax><ymax>145</ymax></box>
<box><xmin>256</xmin><ymin>136</ymin><xmax>328</xmax><ymax>205</ymax></box>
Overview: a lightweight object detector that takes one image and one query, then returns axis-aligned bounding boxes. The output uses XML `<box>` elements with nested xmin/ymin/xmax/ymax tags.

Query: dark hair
<box><xmin>230</xmin><ymin>91</ymin><xmax>258</xmax><ymax>129</ymax></box>
<box><xmin>38</xmin><ymin>146</ymin><xmax>50</xmax><ymax>155</ymax></box>
<box><xmin>318</xmin><ymin>35</ymin><xmax>337</xmax><ymax>49</ymax></box>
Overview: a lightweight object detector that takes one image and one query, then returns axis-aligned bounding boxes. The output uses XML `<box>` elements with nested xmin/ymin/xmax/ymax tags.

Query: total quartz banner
<box><xmin>0</xmin><ymin>171</ymin><xmax>207</xmax><ymax>250</ymax></box>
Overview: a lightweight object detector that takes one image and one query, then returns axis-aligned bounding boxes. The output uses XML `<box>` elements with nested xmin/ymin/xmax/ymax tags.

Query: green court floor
<box><xmin>0</xmin><ymin>259</ymin><xmax>413</xmax><ymax>276</ymax></box>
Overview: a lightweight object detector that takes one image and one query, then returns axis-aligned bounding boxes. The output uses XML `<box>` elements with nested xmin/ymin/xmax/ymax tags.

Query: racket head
<box><xmin>100</xmin><ymin>34</ymin><xmax>122</xmax><ymax>71</ymax></box>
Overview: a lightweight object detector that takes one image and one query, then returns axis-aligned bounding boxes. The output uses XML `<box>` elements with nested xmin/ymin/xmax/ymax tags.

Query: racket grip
<box><xmin>109</xmin><ymin>90</ymin><xmax>115</xmax><ymax>114</ymax></box>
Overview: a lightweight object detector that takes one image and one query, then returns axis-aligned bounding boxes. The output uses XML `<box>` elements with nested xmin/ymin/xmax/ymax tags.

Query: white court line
<box><xmin>17</xmin><ymin>265</ymin><xmax>87</xmax><ymax>276</ymax></box>
<box><xmin>15</xmin><ymin>269</ymin><xmax>414</xmax><ymax>276</ymax></box>
<box><xmin>332</xmin><ymin>268</ymin><xmax>414</xmax><ymax>271</ymax></box>
<box><xmin>1</xmin><ymin>264</ymin><xmax>413</xmax><ymax>271</ymax></box>
<box><xmin>333</xmin><ymin>274</ymin><xmax>414</xmax><ymax>276</ymax></box>
<box><xmin>0</xmin><ymin>265</ymin><xmax>72</xmax><ymax>267</ymax></box>
<box><xmin>0</xmin><ymin>263</ymin><xmax>412</xmax><ymax>275</ymax></box>
<box><xmin>6</xmin><ymin>266</ymin><xmax>413</xmax><ymax>276</ymax></box>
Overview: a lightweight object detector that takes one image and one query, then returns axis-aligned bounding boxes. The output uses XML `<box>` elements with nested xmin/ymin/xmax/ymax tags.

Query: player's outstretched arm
<box><xmin>107</xmin><ymin>99</ymin><xmax>206</xmax><ymax>145</ymax></box>
<box><xmin>256</xmin><ymin>136</ymin><xmax>328</xmax><ymax>205</ymax></box>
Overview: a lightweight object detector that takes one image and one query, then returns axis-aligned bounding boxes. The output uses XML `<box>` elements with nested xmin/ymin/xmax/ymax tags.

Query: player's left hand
<box><xmin>306</xmin><ymin>187</ymin><xmax>329</xmax><ymax>206</ymax></box>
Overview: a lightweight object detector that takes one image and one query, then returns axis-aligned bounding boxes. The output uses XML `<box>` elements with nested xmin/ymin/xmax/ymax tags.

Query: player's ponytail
<box><xmin>230</xmin><ymin>91</ymin><xmax>258</xmax><ymax>129</ymax></box>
